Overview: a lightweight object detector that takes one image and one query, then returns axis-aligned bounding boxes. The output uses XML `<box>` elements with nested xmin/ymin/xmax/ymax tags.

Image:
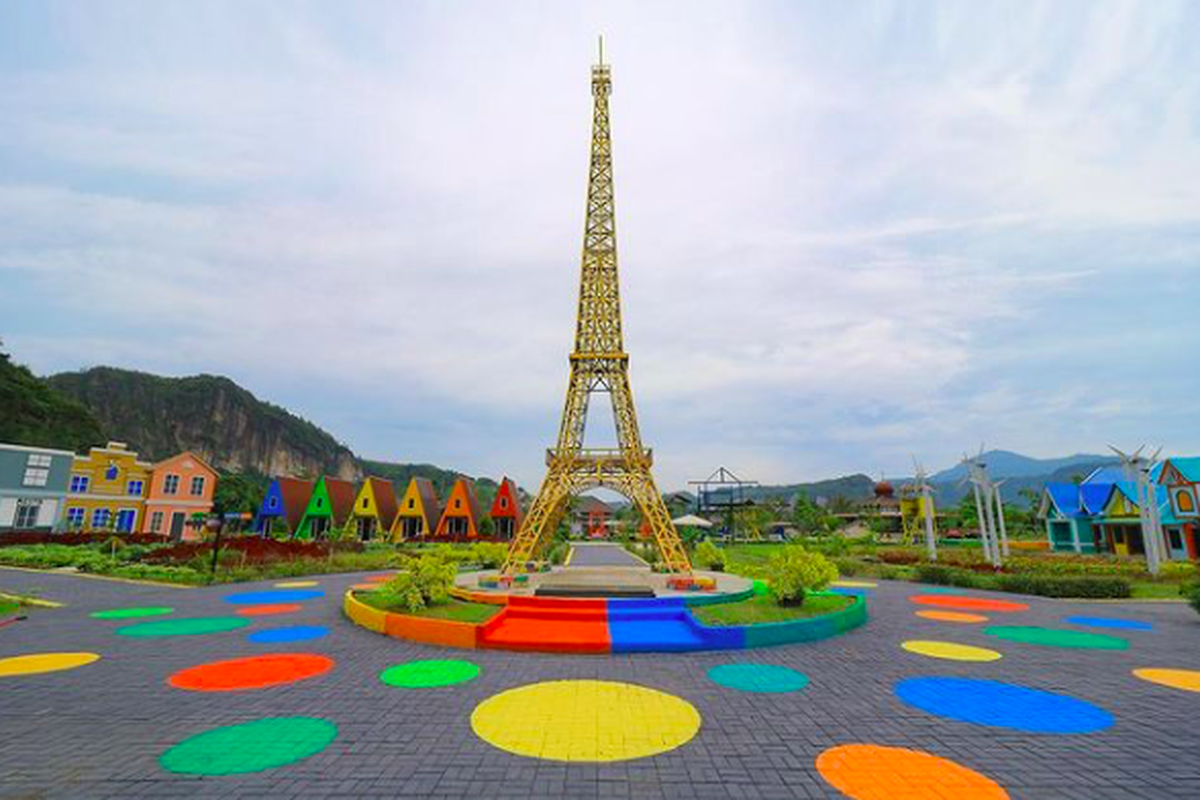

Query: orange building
<box><xmin>435</xmin><ymin>478</ymin><xmax>482</xmax><ymax>539</ymax></box>
<box><xmin>489</xmin><ymin>477</ymin><xmax>523</xmax><ymax>540</ymax></box>
<box><xmin>390</xmin><ymin>478</ymin><xmax>442</xmax><ymax>541</ymax></box>
<box><xmin>142</xmin><ymin>451</ymin><xmax>218</xmax><ymax>540</ymax></box>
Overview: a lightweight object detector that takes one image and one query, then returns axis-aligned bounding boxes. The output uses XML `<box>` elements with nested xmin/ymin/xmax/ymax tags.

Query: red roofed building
<box><xmin>489</xmin><ymin>477</ymin><xmax>523</xmax><ymax>540</ymax></box>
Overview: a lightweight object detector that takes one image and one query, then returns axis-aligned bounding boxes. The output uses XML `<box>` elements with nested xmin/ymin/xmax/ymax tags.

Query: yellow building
<box><xmin>63</xmin><ymin>441</ymin><xmax>152</xmax><ymax>533</ymax></box>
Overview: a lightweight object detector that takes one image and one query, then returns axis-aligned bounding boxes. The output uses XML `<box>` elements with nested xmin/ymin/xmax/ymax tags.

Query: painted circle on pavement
<box><xmin>224</xmin><ymin>589</ymin><xmax>324</xmax><ymax>604</ymax></box>
<box><xmin>169</xmin><ymin>654</ymin><xmax>334</xmax><ymax>692</ymax></box>
<box><xmin>910</xmin><ymin>595</ymin><xmax>1029</xmax><ymax>613</ymax></box>
<box><xmin>471</xmin><ymin>680</ymin><xmax>701</xmax><ymax>762</ymax></box>
<box><xmin>916</xmin><ymin>610</ymin><xmax>989</xmax><ymax>624</ymax></box>
<box><xmin>0</xmin><ymin>652</ymin><xmax>100</xmax><ymax>678</ymax></box>
<box><xmin>832</xmin><ymin>580</ymin><xmax>877</xmax><ymax>588</ymax></box>
<box><xmin>1133</xmin><ymin>668</ymin><xmax>1200</xmax><ymax>694</ymax></box>
<box><xmin>90</xmin><ymin>607</ymin><xmax>173</xmax><ymax>620</ymax></box>
<box><xmin>248</xmin><ymin>625</ymin><xmax>329</xmax><ymax>644</ymax></box>
<box><xmin>351</xmin><ymin>583</ymin><xmax>379</xmax><ymax>592</ymax></box>
<box><xmin>235</xmin><ymin>603</ymin><xmax>303</xmax><ymax>617</ymax></box>
<box><xmin>380</xmin><ymin>659</ymin><xmax>479</xmax><ymax>689</ymax></box>
<box><xmin>116</xmin><ymin>617</ymin><xmax>249</xmax><ymax>638</ymax></box>
<box><xmin>817</xmin><ymin>744</ymin><xmax>1009</xmax><ymax>800</ymax></box>
<box><xmin>365</xmin><ymin>574</ymin><xmax>393</xmax><ymax>583</ymax></box>
<box><xmin>275</xmin><ymin>580</ymin><xmax>319</xmax><ymax>588</ymax></box>
<box><xmin>828</xmin><ymin>587</ymin><xmax>869</xmax><ymax>596</ymax></box>
<box><xmin>902</xmin><ymin>640</ymin><xmax>1002</xmax><ymax>662</ymax></box>
<box><xmin>1065</xmin><ymin>616</ymin><xmax>1152</xmax><ymax>631</ymax></box>
<box><xmin>984</xmin><ymin>626</ymin><xmax>1127</xmax><ymax>650</ymax></box>
<box><xmin>708</xmin><ymin>664</ymin><xmax>810</xmax><ymax>693</ymax></box>
<box><xmin>159</xmin><ymin>717</ymin><xmax>337</xmax><ymax>775</ymax></box>
<box><xmin>895</xmin><ymin>677</ymin><xmax>1113</xmax><ymax>734</ymax></box>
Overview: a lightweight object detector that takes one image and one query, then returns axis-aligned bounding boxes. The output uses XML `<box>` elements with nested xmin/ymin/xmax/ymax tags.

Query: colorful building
<box><xmin>294</xmin><ymin>476</ymin><xmax>357</xmax><ymax>539</ymax></box>
<box><xmin>571</xmin><ymin>495</ymin><xmax>613</xmax><ymax>538</ymax></box>
<box><xmin>255</xmin><ymin>477</ymin><xmax>314</xmax><ymax>536</ymax></box>
<box><xmin>0</xmin><ymin>442</ymin><xmax>75</xmax><ymax>533</ymax></box>
<box><xmin>349</xmin><ymin>477</ymin><xmax>399</xmax><ymax>541</ymax></box>
<box><xmin>434</xmin><ymin>478</ymin><xmax>481</xmax><ymax>539</ymax></box>
<box><xmin>1160</xmin><ymin>457</ymin><xmax>1200</xmax><ymax>560</ymax></box>
<box><xmin>63</xmin><ymin>441</ymin><xmax>151</xmax><ymax>533</ymax></box>
<box><xmin>142</xmin><ymin>451</ymin><xmax>217</xmax><ymax>541</ymax></box>
<box><xmin>489</xmin><ymin>477</ymin><xmax>523</xmax><ymax>540</ymax></box>
<box><xmin>390</xmin><ymin>477</ymin><xmax>441</xmax><ymax>541</ymax></box>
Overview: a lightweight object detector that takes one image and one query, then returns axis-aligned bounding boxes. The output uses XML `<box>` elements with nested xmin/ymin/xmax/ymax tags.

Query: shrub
<box><xmin>547</xmin><ymin>542</ymin><xmax>569</xmax><ymax>565</ymax></box>
<box><xmin>694</xmin><ymin>540</ymin><xmax>725</xmax><ymax>572</ymax></box>
<box><xmin>373</xmin><ymin>553</ymin><xmax>457</xmax><ymax>613</ymax></box>
<box><xmin>472</xmin><ymin>542</ymin><xmax>509</xmax><ymax>569</ymax></box>
<box><xmin>914</xmin><ymin>564</ymin><xmax>983</xmax><ymax>589</ymax></box>
<box><xmin>996</xmin><ymin>574</ymin><xmax>1131</xmax><ymax>599</ymax></box>
<box><xmin>766</xmin><ymin>547</ymin><xmax>838</xmax><ymax>606</ymax></box>
<box><xmin>1159</xmin><ymin>561</ymin><xmax>1199</xmax><ymax>582</ymax></box>
<box><xmin>831</xmin><ymin>557</ymin><xmax>859</xmax><ymax>577</ymax></box>
<box><xmin>1189</xmin><ymin>586</ymin><xmax>1200</xmax><ymax>617</ymax></box>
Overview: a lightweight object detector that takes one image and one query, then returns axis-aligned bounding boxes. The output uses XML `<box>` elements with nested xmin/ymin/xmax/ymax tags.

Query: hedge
<box><xmin>915</xmin><ymin>563</ymin><xmax>1131</xmax><ymax>599</ymax></box>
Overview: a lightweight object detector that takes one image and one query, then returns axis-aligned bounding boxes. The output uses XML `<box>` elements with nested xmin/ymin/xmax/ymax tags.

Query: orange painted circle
<box><xmin>817</xmin><ymin>744</ymin><xmax>1009</xmax><ymax>800</ymax></box>
<box><xmin>910</xmin><ymin>594</ymin><xmax>1028</xmax><ymax>613</ymax></box>
<box><xmin>235</xmin><ymin>604</ymin><xmax>303</xmax><ymax>617</ymax></box>
<box><xmin>169</xmin><ymin>654</ymin><xmax>334</xmax><ymax>692</ymax></box>
<box><xmin>365</xmin><ymin>574</ymin><xmax>393</xmax><ymax>583</ymax></box>
<box><xmin>916</xmin><ymin>610</ymin><xmax>990</xmax><ymax>624</ymax></box>
<box><xmin>351</xmin><ymin>583</ymin><xmax>378</xmax><ymax>591</ymax></box>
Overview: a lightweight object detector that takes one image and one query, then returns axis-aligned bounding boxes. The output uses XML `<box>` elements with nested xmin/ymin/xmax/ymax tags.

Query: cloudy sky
<box><xmin>2</xmin><ymin>1</ymin><xmax>1199</xmax><ymax>489</ymax></box>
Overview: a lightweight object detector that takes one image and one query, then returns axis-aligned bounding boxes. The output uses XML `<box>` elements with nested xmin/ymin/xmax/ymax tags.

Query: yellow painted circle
<box><xmin>902</xmin><ymin>640</ymin><xmax>1002</xmax><ymax>662</ymax></box>
<box><xmin>833</xmin><ymin>580</ymin><xmax>877</xmax><ymax>588</ymax></box>
<box><xmin>1133</xmin><ymin>668</ymin><xmax>1200</xmax><ymax>693</ymax></box>
<box><xmin>274</xmin><ymin>580</ymin><xmax>319</xmax><ymax>588</ymax></box>
<box><xmin>471</xmin><ymin>680</ymin><xmax>701</xmax><ymax>762</ymax></box>
<box><xmin>0</xmin><ymin>652</ymin><xmax>101</xmax><ymax>678</ymax></box>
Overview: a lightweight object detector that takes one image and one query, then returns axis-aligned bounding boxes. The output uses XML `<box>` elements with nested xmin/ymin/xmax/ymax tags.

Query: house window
<box><xmin>150</xmin><ymin>511</ymin><xmax>164</xmax><ymax>533</ymax></box>
<box><xmin>1169</xmin><ymin>529</ymin><xmax>1183</xmax><ymax>550</ymax></box>
<box><xmin>92</xmin><ymin>508</ymin><xmax>112</xmax><ymax>529</ymax></box>
<box><xmin>500</xmin><ymin>497</ymin><xmax>508</xmax><ymax>509</ymax></box>
<box><xmin>66</xmin><ymin>507</ymin><xmax>85</xmax><ymax>528</ymax></box>
<box><xmin>116</xmin><ymin>509</ymin><xmax>137</xmax><ymax>533</ymax></box>
<box><xmin>14</xmin><ymin>500</ymin><xmax>42</xmax><ymax>529</ymax></box>
<box><xmin>70</xmin><ymin>475</ymin><xmax>90</xmax><ymax>493</ymax></box>
<box><xmin>409</xmin><ymin>498</ymin><xmax>415</xmax><ymax>509</ymax></box>
<box><xmin>269</xmin><ymin>496</ymin><xmax>278</xmax><ymax>509</ymax></box>
<box><xmin>362</xmin><ymin>498</ymin><xmax>369</xmax><ymax>508</ymax></box>
<box><xmin>27</xmin><ymin>453</ymin><xmax>52</xmax><ymax>468</ymax></box>
<box><xmin>127</xmin><ymin>479</ymin><xmax>144</xmax><ymax>496</ymax></box>
<box><xmin>455</xmin><ymin>499</ymin><xmax>462</xmax><ymax>509</ymax></box>
<box><xmin>163</xmin><ymin>474</ymin><xmax>180</xmax><ymax>495</ymax></box>
<box><xmin>189</xmin><ymin>476</ymin><xmax>205</xmax><ymax>496</ymax></box>
<box><xmin>105</xmin><ymin>464</ymin><xmax>119</xmax><ymax>481</ymax></box>
<box><xmin>23</xmin><ymin>467</ymin><xmax>49</xmax><ymax>487</ymax></box>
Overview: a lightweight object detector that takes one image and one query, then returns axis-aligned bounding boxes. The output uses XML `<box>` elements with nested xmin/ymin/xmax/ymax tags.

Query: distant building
<box><xmin>349</xmin><ymin>477</ymin><xmax>399</xmax><ymax>541</ymax></box>
<box><xmin>64</xmin><ymin>441</ymin><xmax>151</xmax><ymax>533</ymax></box>
<box><xmin>391</xmin><ymin>477</ymin><xmax>442</xmax><ymax>541</ymax></box>
<box><xmin>295</xmin><ymin>476</ymin><xmax>357</xmax><ymax>539</ymax></box>
<box><xmin>142</xmin><ymin>451</ymin><xmax>217</xmax><ymax>541</ymax></box>
<box><xmin>0</xmin><ymin>442</ymin><xmax>75</xmax><ymax>533</ymax></box>
<box><xmin>255</xmin><ymin>477</ymin><xmax>314</xmax><ymax>536</ymax></box>
<box><xmin>489</xmin><ymin>477</ymin><xmax>523</xmax><ymax>540</ymax></box>
<box><xmin>572</xmin><ymin>496</ymin><xmax>613</xmax><ymax>538</ymax></box>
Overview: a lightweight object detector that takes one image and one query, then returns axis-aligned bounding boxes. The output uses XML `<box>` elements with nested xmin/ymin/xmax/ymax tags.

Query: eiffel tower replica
<box><xmin>504</xmin><ymin>44</ymin><xmax>691</xmax><ymax>575</ymax></box>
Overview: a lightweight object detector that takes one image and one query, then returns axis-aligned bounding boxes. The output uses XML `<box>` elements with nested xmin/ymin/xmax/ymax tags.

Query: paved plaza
<box><xmin>2</xmin><ymin>564</ymin><xmax>1198</xmax><ymax>799</ymax></box>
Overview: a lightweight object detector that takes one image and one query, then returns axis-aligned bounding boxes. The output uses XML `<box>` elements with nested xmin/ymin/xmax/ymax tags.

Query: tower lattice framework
<box><xmin>503</xmin><ymin>51</ymin><xmax>691</xmax><ymax>575</ymax></box>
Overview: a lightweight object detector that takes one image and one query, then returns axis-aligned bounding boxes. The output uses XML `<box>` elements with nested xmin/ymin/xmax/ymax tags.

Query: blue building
<box><xmin>0</xmin><ymin>442</ymin><xmax>75</xmax><ymax>533</ymax></box>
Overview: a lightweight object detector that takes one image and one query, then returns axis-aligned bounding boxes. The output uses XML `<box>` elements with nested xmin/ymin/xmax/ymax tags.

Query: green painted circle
<box><xmin>984</xmin><ymin>625</ymin><xmax>1128</xmax><ymax>650</ymax></box>
<box><xmin>708</xmin><ymin>663</ymin><xmax>810</xmax><ymax>693</ymax></box>
<box><xmin>160</xmin><ymin>717</ymin><xmax>337</xmax><ymax>775</ymax></box>
<box><xmin>116</xmin><ymin>616</ymin><xmax>250</xmax><ymax>638</ymax></box>
<box><xmin>380</xmin><ymin>659</ymin><xmax>480</xmax><ymax>689</ymax></box>
<box><xmin>91</xmin><ymin>606</ymin><xmax>174</xmax><ymax>620</ymax></box>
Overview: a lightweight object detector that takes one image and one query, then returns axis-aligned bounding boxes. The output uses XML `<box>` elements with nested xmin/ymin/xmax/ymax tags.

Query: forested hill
<box><xmin>0</xmin><ymin>345</ymin><xmax>106</xmax><ymax>452</ymax></box>
<box><xmin>47</xmin><ymin>367</ymin><xmax>360</xmax><ymax>479</ymax></box>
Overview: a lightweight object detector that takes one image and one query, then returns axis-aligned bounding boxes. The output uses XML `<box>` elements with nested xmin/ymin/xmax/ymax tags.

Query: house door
<box><xmin>403</xmin><ymin>517</ymin><xmax>421</xmax><ymax>540</ymax></box>
<box><xmin>357</xmin><ymin>517</ymin><xmax>374</xmax><ymax>541</ymax></box>
<box><xmin>169</xmin><ymin>512</ymin><xmax>186</xmax><ymax>541</ymax></box>
<box><xmin>312</xmin><ymin>517</ymin><xmax>329</xmax><ymax>539</ymax></box>
<box><xmin>117</xmin><ymin>509</ymin><xmax>138</xmax><ymax>533</ymax></box>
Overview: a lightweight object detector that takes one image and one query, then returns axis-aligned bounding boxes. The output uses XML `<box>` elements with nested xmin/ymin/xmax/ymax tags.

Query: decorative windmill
<box><xmin>960</xmin><ymin>446</ymin><xmax>1007</xmax><ymax>568</ymax></box>
<box><xmin>1110</xmin><ymin>445</ymin><xmax>1166</xmax><ymax>576</ymax></box>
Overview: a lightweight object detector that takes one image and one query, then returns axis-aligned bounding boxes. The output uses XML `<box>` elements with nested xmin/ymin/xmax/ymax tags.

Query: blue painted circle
<box><xmin>247</xmin><ymin>625</ymin><xmax>330</xmax><ymax>644</ymax></box>
<box><xmin>827</xmin><ymin>587</ymin><xmax>869</xmax><ymax>596</ymax></box>
<box><xmin>224</xmin><ymin>589</ymin><xmax>325</xmax><ymax>605</ymax></box>
<box><xmin>895</xmin><ymin>677</ymin><xmax>1113</xmax><ymax>734</ymax></box>
<box><xmin>708</xmin><ymin>664</ymin><xmax>810</xmax><ymax>693</ymax></box>
<box><xmin>1064</xmin><ymin>616</ymin><xmax>1153</xmax><ymax>631</ymax></box>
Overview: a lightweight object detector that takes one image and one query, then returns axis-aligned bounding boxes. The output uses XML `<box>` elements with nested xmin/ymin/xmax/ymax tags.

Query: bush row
<box><xmin>914</xmin><ymin>564</ymin><xmax>1131</xmax><ymax>598</ymax></box>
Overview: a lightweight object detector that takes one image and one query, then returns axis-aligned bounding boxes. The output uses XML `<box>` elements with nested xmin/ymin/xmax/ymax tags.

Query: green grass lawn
<box><xmin>692</xmin><ymin>592</ymin><xmax>853</xmax><ymax>626</ymax></box>
<box><xmin>0</xmin><ymin>598</ymin><xmax>18</xmax><ymax>615</ymax></box>
<box><xmin>357</xmin><ymin>593</ymin><xmax>502</xmax><ymax>623</ymax></box>
<box><xmin>1130</xmin><ymin>582</ymin><xmax>1189</xmax><ymax>600</ymax></box>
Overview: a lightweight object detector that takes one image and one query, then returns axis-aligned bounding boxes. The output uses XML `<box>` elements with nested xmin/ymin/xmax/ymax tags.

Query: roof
<box><xmin>1083</xmin><ymin>465</ymin><xmax>1127</xmax><ymax>485</ymax></box>
<box><xmin>323</xmin><ymin>477</ymin><xmax>358</xmax><ymax>526</ymax></box>
<box><xmin>276</xmin><ymin>477</ymin><xmax>315</xmax><ymax>532</ymax></box>
<box><xmin>397</xmin><ymin>477</ymin><xmax>442</xmax><ymax>533</ymax></box>
<box><xmin>1162</xmin><ymin>457</ymin><xmax>1200</xmax><ymax>484</ymax></box>
<box><xmin>672</xmin><ymin>514</ymin><xmax>713</xmax><ymax>528</ymax></box>
<box><xmin>151</xmin><ymin>450</ymin><xmax>217</xmax><ymax>475</ymax></box>
<box><xmin>489</xmin><ymin>477</ymin><xmax>523</xmax><ymax>524</ymax></box>
<box><xmin>1044</xmin><ymin>483</ymin><xmax>1082</xmax><ymax>518</ymax></box>
<box><xmin>1079</xmin><ymin>483</ymin><xmax>1114</xmax><ymax>515</ymax></box>
<box><xmin>364</xmin><ymin>476</ymin><xmax>399</xmax><ymax>529</ymax></box>
<box><xmin>441</xmin><ymin>478</ymin><xmax>481</xmax><ymax>520</ymax></box>
<box><xmin>576</xmin><ymin>496</ymin><xmax>612</xmax><ymax>515</ymax></box>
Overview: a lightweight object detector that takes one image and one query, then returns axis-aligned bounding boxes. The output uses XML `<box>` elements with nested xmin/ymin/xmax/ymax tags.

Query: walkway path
<box><xmin>566</xmin><ymin>541</ymin><xmax>646</xmax><ymax>567</ymax></box>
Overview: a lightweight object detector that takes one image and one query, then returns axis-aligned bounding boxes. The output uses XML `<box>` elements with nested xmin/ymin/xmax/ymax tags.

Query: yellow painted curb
<box><xmin>0</xmin><ymin>565</ymin><xmax>193</xmax><ymax>590</ymax></box>
<box><xmin>0</xmin><ymin>591</ymin><xmax>63</xmax><ymax>609</ymax></box>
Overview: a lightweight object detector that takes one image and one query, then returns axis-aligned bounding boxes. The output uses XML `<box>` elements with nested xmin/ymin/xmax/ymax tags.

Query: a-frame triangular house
<box><xmin>348</xmin><ymin>477</ymin><xmax>399</xmax><ymax>541</ymax></box>
<box><xmin>255</xmin><ymin>477</ymin><xmax>314</xmax><ymax>536</ymax></box>
<box><xmin>389</xmin><ymin>477</ymin><xmax>442</xmax><ymax>542</ymax></box>
<box><xmin>435</xmin><ymin>478</ymin><xmax>482</xmax><ymax>540</ymax></box>
<box><xmin>488</xmin><ymin>477</ymin><xmax>523</xmax><ymax>540</ymax></box>
<box><xmin>295</xmin><ymin>476</ymin><xmax>357</xmax><ymax>540</ymax></box>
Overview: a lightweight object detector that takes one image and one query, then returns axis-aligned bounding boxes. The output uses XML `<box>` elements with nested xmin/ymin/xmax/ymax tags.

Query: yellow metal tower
<box><xmin>503</xmin><ymin>45</ymin><xmax>691</xmax><ymax>575</ymax></box>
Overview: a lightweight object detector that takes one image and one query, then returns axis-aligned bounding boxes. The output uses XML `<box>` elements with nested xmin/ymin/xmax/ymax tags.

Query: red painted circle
<box><xmin>235</xmin><ymin>603</ymin><xmax>303</xmax><ymax>616</ymax></box>
<box><xmin>169</xmin><ymin>654</ymin><xmax>334</xmax><ymax>692</ymax></box>
<box><xmin>910</xmin><ymin>594</ymin><xmax>1029</xmax><ymax>613</ymax></box>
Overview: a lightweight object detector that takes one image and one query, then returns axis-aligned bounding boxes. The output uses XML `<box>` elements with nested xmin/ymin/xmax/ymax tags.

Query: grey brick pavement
<box><xmin>2</xmin><ymin>566</ymin><xmax>1198</xmax><ymax>799</ymax></box>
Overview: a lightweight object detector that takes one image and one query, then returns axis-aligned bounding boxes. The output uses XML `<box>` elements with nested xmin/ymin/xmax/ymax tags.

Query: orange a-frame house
<box><xmin>489</xmin><ymin>477</ymin><xmax>523</xmax><ymax>540</ymax></box>
<box><xmin>435</xmin><ymin>478</ymin><xmax>482</xmax><ymax>539</ymax></box>
<box><xmin>390</xmin><ymin>477</ymin><xmax>442</xmax><ymax>542</ymax></box>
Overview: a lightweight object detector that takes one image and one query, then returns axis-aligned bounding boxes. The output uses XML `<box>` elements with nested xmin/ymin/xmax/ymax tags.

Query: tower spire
<box><xmin>504</xmin><ymin>49</ymin><xmax>691</xmax><ymax>574</ymax></box>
